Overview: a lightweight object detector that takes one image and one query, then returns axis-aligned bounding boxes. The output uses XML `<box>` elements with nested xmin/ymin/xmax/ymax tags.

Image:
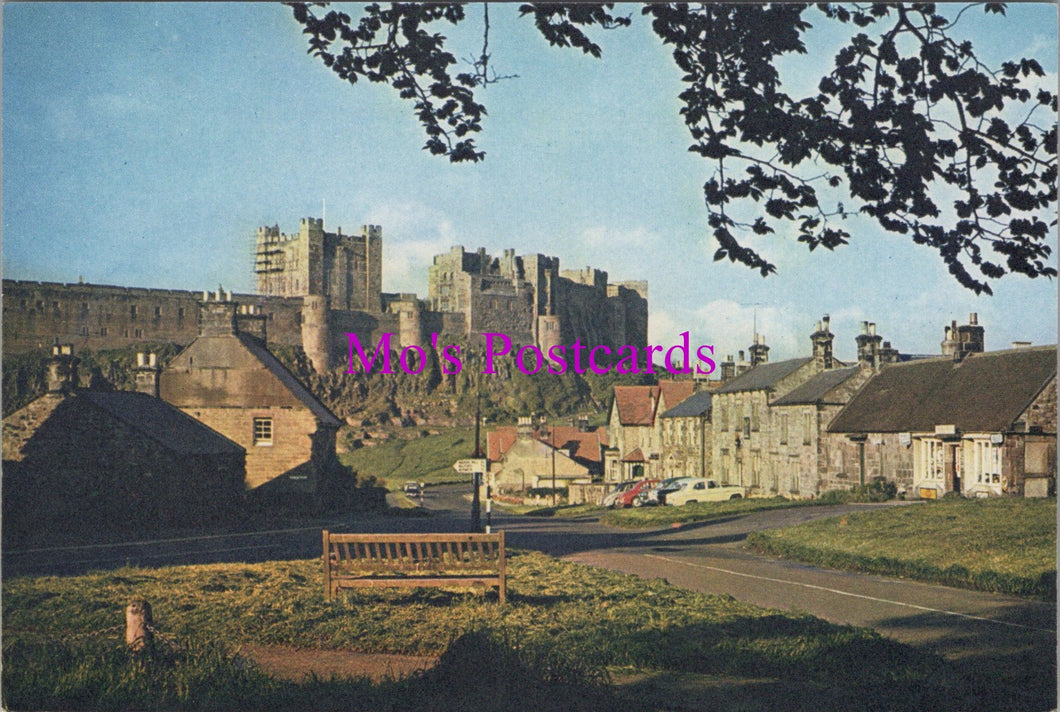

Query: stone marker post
<box><xmin>125</xmin><ymin>599</ymin><xmax>154</xmax><ymax>651</ymax></box>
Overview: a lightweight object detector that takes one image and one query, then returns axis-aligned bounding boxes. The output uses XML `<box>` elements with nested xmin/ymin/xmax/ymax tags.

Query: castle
<box><xmin>3</xmin><ymin>218</ymin><xmax>648</xmax><ymax>371</ymax></box>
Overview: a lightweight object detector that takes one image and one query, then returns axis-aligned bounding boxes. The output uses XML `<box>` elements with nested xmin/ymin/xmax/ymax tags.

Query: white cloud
<box><xmin>367</xmin><ymin>201</ymin><xmax>463</xmax><ymax>294</ymax></box>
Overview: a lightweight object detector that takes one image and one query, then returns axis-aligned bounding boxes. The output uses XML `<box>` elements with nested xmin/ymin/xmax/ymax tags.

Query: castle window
<box><xmin>154</xmin><ymin>306</ymin><xmax>161</xmax><ymax>318</ymax></box>
<box><xmin>178</xmin><ymin>307</ymin><xmax>185</xmax><ymax>319</ymax></box>
<box><xmin>130</xmin><ymin>305</ymin><xmax>137</xmax><ymax>320</ymax></box>
<box><xmin>134</xmin><ymin>329</ymin><xmax>143</xmax><ymax>338</ymax></box>
<box><xmin>253</xmin><ymin>417</ymin><xmax>274</xmax><ymax>446</ymax></box>
<box><xmin>100</xmin><ymin>327</ymin><xmax>108</xmax><ymax>336</ymax></box>
<box><xmin>52</xmin><ymin>301</ymin><xmax>60</xmax><ymax>310</ymax></box>
<box><xmin>81</xmin><ymin>326</ymin><xmax>89</xmax><ymax>337</ymax></box>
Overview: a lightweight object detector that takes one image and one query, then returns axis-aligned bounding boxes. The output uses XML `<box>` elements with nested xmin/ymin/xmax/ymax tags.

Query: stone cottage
<box><xmin>828</xmin><ymin>343</ymin><xmax>1056</xmax><ymax>498</ymax></box>
<box><xmin>2</xmin><ymin>345</ymin><xmax>245</xmax><ymax>542</ymax></box>
<box><xmin>160</xmin><ymin>292</ymin><xmax>345</xmax><ymax>507</ymax></box>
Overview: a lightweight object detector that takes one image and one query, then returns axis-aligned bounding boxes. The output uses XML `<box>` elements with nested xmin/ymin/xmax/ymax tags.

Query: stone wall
<box><xmin>2</xmin><ymin>280</ymin><xmax>306</xmax><ymax>354</ymax></box>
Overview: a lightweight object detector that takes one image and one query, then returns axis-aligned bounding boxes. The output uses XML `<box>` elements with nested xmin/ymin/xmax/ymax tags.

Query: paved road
<box><xmin>5</xmin><ymin>485</ymin><xmax>1056</xmax><ymax>708</ymax></box>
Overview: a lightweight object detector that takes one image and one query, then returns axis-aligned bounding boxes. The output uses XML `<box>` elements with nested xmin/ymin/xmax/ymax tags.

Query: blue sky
<box><xmin>4</xmin><ymin>2</ymin><xmax>1057</xmax><ymax>363</ymax></box>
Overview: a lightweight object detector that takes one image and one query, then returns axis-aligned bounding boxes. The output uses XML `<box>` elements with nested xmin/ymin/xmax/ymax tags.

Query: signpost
<box><xmin>455</xmin><ymin>458</ymin><xmax>489</xmax><ymax>533</ymax></box>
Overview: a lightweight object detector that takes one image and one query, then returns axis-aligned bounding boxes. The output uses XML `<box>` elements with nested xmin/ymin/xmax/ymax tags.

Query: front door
<box><xmin>947</xmin><ymin>444</ymin><xmax>961</xmax><ymax>494</ymax></box>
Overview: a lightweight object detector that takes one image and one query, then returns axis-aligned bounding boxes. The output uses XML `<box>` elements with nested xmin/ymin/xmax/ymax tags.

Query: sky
<box><xmin>3</xmin><ymin>2</ymin><xmax>1057</xmax><ymax>364</ymax></box>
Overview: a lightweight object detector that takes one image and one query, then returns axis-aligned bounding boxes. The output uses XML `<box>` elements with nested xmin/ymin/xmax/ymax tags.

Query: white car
<box><xmin>665</xmin><ymin>478</ymin><xmax>745</xmax><ymax>506</ymax></box>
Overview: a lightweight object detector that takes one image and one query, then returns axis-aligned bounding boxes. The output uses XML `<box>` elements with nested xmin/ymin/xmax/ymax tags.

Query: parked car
<box><xmin>640</xmin><ymin>476</ymin><xmax>697</xmax><ymax>506</ymax></box>
<box><xmin>600</xmin><ymin>481</ymin><xmax>638</xmax><ymax>508</ymax></box>
<box><xmin>403</xmin><ymin>481</ymin><xmax>424</xmax><ymax>498</ymax></box>
<box><xmin>664</xmin><ymin>478</ymin><xmax>745</xmax><ymax>506</ymax></box>
<box><xmin>612</xmin><ymin>478</ymin><xmax>661</xmax><ymax>508</ymax></box>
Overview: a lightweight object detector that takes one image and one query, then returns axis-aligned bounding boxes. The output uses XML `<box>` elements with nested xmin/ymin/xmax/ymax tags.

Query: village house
<box><xmin>711</xmin><ymin>322</ymin><xmax>837</xmax><ymax>491</ymax></box>
<box><xmin>828</xmin><ymin>333</ymin><xmax>1056</xmax><ymax>499</ymax></box>
<box><xmin>2</xmin><ymin>345</ymin><xmax>245</xmax><ymax>542</ymax></box>
<box><xmin>709</xmin><ymin>317</ymin><xmax>907</xmax><ymax>496</ymax></box>
<box><xmin>603</xmin><ymin>381</ymin><xmax>695</xmax><ymax>483</ymax></box>
<box><xmin>659</xmin><ymin>390</ymin><xmax>713</xmax><ymax>480</ymax></box>
<box><xmin>486</xmin><ymin>417</ymin><xmax>606</xmax><ymax>492</ymax></box>
<box><xmin>159</xmin><ymin>291</ymin><xmax>346</xmax><ymax>508</ymax></box>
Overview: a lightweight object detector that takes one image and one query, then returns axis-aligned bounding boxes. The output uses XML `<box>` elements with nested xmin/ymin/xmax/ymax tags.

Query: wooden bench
<box><xmin>323</xmin><ymin>531</ymin><xmax>507</xmax><ymax>603</ymax></box>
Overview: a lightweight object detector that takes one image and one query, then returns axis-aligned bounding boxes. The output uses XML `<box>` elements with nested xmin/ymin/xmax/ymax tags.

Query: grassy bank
<box><xmin>746</xmin><ymin>498</ymin><xmax>1057</xmax><ymax>599</ymax></box>
<box><xmin>340</xmin><ymin>427</ymin><xmax>475</xmax><ymax>490</ymax></box>
<box><xmin>2</xmin><ymin>551</ymin><xmax>987</xmax><ymax>711</ymax></box>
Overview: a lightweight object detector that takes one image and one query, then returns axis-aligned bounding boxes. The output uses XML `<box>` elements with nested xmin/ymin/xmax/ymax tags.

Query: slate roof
<box><xmin>3</xmin><ymin>391</ymin><xmax>244</xmax><ymax>460</ymax></box>
<box><xmin>772</xmin><ymin>367</ymin><xmax>861</xmax><ymax>406</ymax></box>
<box><xmin>660</xmin><ymin>390</ymin><xmax>713</xmax><ymax>418</ymax></box>
<box><xmin>716</xmin><ymin>358</ymin><xmax>813</xmax><ymax>394</ymax></box>
<box><xmin>79</xmin><ymin>391</ymin><xmax>245</xmax><ymax>455</ymax></box>
<box><xmin>236</xmin><ymin>333</ymin><xmax>341</xmax><ymax>427</ymax></box>
<box><xmin>828</xmin><ymin>346</ymin><xmax>1057</xmax><ymax>434</ymax></box>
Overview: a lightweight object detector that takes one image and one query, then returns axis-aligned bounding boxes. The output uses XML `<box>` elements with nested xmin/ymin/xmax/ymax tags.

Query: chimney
<box><xmin>235</xmin><ymin>303</ymin><xmax>268</xmax><ymax>343</ymax></box>
<box><xmin>46</xmin><ymin>344</ymin><xmax>80</xmax><ymax>394</ymax></box>
<box><xmin>942</xmin><ymin>314</ymin><xmax>985</xmax><ymax>361</ymax></box>
<box><xmin>199</xmin><ymin>288</ymin><xmax>238</xmax><ymax>337</ymax></box>
<box><xmin>856</xmin><ymin>321</ymin><xmax>884</xmax><ymax>370</ymax></box>
<box><xmin>748</xmin><ymin>334</ymin><xmax>770</xmax><ymax>367</ymax></box>
<box><xmin>516</xmin><ymin>416</ymin><xmax>534</xmax><ymax>441</ymax></box>
<box><xmin>810</xmin><ymin>315</ymin><xmax>834</xmax><ymax>369</ymax></box>
<box><xmin>879</xmin><ymin>340</ymin><xmax>900</xmax><ymax>364</ymax></box>
<box><xmin>720</xmin><ymin>355</ymin><xmax>736</xmax><ymax>382</ymax></box>
<box><xmin>134</xmin><ymin>352</ymin><xmax>161</xmax><ymax>397</ymax></box>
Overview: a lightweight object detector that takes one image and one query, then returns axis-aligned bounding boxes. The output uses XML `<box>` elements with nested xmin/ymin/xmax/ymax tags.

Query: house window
<box><xmin>779</xmin><ymin>413</ymin><xmax>789</xmax><ymax>444</ymax></box>
<box><xmin>803</xmin><ymin>411</ymin><xmax>813</xmax><ymax>445</ymax></box>
<box><xmin>253</xmin><ymin>417</ymin><xmax>274</xmax><ymax>446</ymax></box>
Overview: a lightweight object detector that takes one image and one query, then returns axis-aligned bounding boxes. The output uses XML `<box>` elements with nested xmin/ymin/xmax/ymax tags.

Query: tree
<box><xmin>289</xmin><ymin>3</ymin><xmax>1056</xmax><ymax>294</ymax></box>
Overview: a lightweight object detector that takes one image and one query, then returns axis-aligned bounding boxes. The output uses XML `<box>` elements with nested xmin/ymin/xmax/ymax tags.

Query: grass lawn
<box><xmin>2</xmin><ymin>550</ymin><xmax>1000</xmax><ymax>712</ymax></box>
<box><xmin>340</xmin><ymin>426</ymin><xmax>476</xmax><ymax>491</ymax></box>
<box><xmin>746</xmin><ymin>498</ymin><xmax>1057</xmax><ymax>599</ymax></box>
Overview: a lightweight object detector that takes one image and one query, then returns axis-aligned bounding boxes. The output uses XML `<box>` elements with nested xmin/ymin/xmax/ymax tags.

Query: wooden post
<box><xmin>125</xmin><ymin>599</ymin><xmax>154</xmax><ymax>651</ymax></box>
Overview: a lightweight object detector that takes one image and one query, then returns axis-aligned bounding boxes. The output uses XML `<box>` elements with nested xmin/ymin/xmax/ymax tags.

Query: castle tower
<box><xmin>810</xmin><ymin>315</ymin><xmax>834</xmax><ymax>369</ymax></box>
<box><xmin>397</xmin><ymin>299</ymin><xmax>423</xmax><ymax>349</ymax></box>
<box><xmin>301</xmin><ymin>295</ymin><xmax>331</xmax><ymax>373</ymax></box>
<box><xmin>300</xmin><ymin>218</ymin><xmax>326</xmax><ymax>296</ymax></box>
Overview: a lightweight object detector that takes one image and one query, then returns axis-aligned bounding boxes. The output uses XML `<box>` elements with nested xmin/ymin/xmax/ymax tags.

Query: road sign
<box><xmin>453</xmin><ymin>458</ymin><xmax>486</xmax><ymax>474</ymax></box>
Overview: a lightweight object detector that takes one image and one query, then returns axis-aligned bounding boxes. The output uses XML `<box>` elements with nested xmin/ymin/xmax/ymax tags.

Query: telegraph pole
<box><xmin>470</xmin><ymin>391</ymin><xmax>482</xmax><ymax>533</ymax></box>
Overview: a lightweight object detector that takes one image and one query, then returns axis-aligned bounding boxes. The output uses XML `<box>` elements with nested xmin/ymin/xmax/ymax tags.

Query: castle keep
<box><xmin>4</xmin><ymin>218</ymin><xmax>648</xmax><ymax>371</ymax></box>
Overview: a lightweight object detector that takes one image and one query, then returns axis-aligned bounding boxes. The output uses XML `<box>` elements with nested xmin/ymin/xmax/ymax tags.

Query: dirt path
<box><xmin>238</xmin><ymin>644</ymin><xmax>437</xmax><ymax>682</ymax></box>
